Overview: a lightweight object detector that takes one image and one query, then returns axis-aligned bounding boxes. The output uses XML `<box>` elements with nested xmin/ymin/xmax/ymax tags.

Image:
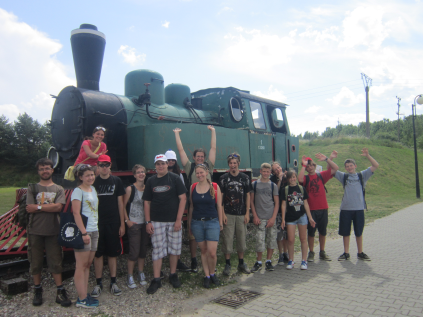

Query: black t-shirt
<box><xmin>143</xmin><ymin>172</ymin><xmax>187</xmax><ymax>222</ymax></box>
<box><xmin>280</xmin><ymin>185</ymin><xmax>309</xmax><ymax>222</ymax></box>
<box><xmin>94</xmin><ymin>175</ymin><xmax>125</xmax><ymax>225</ymax></box>
<box><xmin>219</xmin><ymin>172</ymin><xmax>252</xmax><ymax>216</ymax></box>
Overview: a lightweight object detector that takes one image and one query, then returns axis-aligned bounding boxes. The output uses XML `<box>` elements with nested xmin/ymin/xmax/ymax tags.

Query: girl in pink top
<box><xmin>74</xmin><ymin>126</ymin><xmax>108</xmax><ymax>166</ymax></box>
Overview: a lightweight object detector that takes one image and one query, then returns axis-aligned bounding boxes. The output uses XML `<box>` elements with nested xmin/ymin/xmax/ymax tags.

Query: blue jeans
<box><xmin>286</xmin><ymin>213</ymin><xmax>308</xmax><ymax>226</ymax></box>
<box><xmin>191</xmin><ymin>218</ymin><xmax>220</xmax><ymax>242</ymax></box>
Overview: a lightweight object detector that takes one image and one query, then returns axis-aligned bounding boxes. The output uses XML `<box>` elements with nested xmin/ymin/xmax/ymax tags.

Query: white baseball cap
<box><xmin>165</xmin><ymin>150</ymin><xmax>177</xmax><ymax>161</ymax></box>
<box><xmin>154</xmin><ymin>154</ymin><xmax>168</xmax><ymax>163</ymax></box>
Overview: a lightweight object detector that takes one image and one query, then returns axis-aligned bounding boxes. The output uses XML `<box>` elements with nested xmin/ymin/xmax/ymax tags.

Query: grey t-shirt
<box><xmin>129</xmin><ymin>190</ymin><xmax>145</xmax><ymax>224</ymax></box>
<box><xmin>335</xmin><ymin>167</ymin><xmax>373</xmax><ymax>211</ymax></box>
<box><xmin>252</xmin><ymin>179</ymin><xmax>279</xmax><ymax>220</ymax></box>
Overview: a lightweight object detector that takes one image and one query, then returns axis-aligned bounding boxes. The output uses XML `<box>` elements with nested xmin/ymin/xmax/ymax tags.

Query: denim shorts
<box><xmin>286</xmin><ymin>213</ymin><xmax>308</xmax><ymax>226</ymax></box>
<box><xmin>191</xmin><ymin>218</ymin><xmax>220</xmax><ymax>242</ymax></box>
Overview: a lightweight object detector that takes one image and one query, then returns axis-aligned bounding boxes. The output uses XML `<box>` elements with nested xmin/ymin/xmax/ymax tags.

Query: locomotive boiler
<box><xmin>48</xmin><ymin>24</ymin><xmax>299</xmax><ymax>186</ymax></box>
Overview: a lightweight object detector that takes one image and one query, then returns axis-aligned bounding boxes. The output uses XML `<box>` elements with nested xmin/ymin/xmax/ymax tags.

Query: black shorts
<box><xmin>307</xmin><ymin>209</ymin><xmax>328</xmax><ymax>237</ymax></box>
<box><xmin>95</xmin><ymin>222</ymin><xmax>123</xmax><ymax>258</ymax></box>
<box><xmin>338</xmin><ymin>210</ymin><xmax>365</xmax><ymax>237</ymax></box>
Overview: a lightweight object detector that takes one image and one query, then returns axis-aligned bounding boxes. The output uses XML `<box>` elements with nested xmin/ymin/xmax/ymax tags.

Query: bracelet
<box><xmin>324</xmin><ymin>157</ymin><xmax>328</xmax><ymax>162</ymax></box>
<box><xmin>302</xmin><ymin>164</ymin><xmax>306</xmax><ymax>167</ymax></box>
<box><xmin>82</xmin><ymin>233</ymin><xmax>88</xmax><ymax>236</ymax></box>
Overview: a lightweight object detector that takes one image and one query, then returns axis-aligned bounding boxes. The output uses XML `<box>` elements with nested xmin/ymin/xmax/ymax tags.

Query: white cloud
<box><xmin>327</xmin><ymin>87</ymin><xmax>365</xmax><ymax>107</ymax></box>
<box><xmin>252</xmin><ymin>85</ymin><xmax>287</xmax><ymax>102</ymax></box>
<box><xmin>305</xmin><ymin>105</ymin><xmax>321</xmax><ymax>114</ymax></box>
<box><xmin>162</xmin><ymin>21</ymin><xmax>170</xmax><ymax>28</ymax></box>
<box><xmin>118</xmin><ymin>45</ymin><xmax>146</xmax><ymax>66</ymax></box>
<box><xmin>0</xmin><ymin>8</ymin><xmax>74</xmax><ymax>123</ymax></box>
<box><xmin>218</xmin><ymin>7</ymin><xmax>234</xmax><ymax>15</ymax></box>
<box><xmin>0</xmin><ymin>104</ymin><xmax>20</xmax><ymax>122</ymax></box>
<box><xmin>310</xmin><ymin>7</ymin><xmax>334</xmax><ymax>16</ymax></box>
<box><xmin>299</xmin><ymin>26</ymin><xmax>339</xmax><ymax>42</ymax></box>
<box><xmin>218</xmin><ymin>28</ymin><xmax>296</xmax><ymax>76</ymax></box>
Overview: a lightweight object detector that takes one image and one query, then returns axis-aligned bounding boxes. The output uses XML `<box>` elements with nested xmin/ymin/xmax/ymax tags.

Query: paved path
<box><xmin>182</xmin><ymin>203</ymin><xmax>423</xmax><ymax>317</ymax></box>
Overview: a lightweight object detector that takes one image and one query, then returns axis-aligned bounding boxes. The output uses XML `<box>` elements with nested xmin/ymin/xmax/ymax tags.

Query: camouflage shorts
<box><xmin>276</xmin><ymin>213</ymin><xmax>287</xmax><ymax>241</ymax></box>
<box><xmin>255</xmin><ymin>219</ymin><xmax>277</xmax><ymax>252</ymax></box>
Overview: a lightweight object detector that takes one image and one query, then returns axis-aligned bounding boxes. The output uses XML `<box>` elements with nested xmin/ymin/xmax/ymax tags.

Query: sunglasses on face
<box><xmin>98</xmin><ymin>163</ymin><xmax>111</xmax><ymax>168</ymax></box>
<box><xmin>95</xmin><ymin>127</ymin><xmax>106</xmax><ymax>132</ymax></box>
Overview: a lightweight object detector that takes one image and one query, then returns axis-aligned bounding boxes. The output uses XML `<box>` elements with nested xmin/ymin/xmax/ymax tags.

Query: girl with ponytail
<box><xmin>188</xmin><ymin>164</ymin><xmax>222</xmax><ymax>289</ymax></box>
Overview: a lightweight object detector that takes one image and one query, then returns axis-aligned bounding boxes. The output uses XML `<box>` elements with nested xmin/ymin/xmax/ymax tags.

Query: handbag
<box><xmin>64</xmin><ymin>142</ymin><xmax>102</xmax><ymax>181</ymax></box>
<box><xmin>58</xmin><ymin>192</ymin><xmax>88</xmax><ymax>249</ymax></box>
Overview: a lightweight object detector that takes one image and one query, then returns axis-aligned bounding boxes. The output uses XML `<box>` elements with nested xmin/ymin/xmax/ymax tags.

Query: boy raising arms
<box><xmin>250</xmin><ymin>163</ymin><xmax>280</xmax><ymax>272</ymax></box>
<box><xmin>334</xmin><ymin>148</ymin><xmax>379</xmax><ymax>261</ymax></box>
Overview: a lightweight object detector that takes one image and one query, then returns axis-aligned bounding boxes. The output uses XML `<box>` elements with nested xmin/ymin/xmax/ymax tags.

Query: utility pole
<box><xmin>395</xmin><ymin>96</ymin><xmax>403</xmax><ymax>142</ymax></box>
<box><xmin>361</xmin><ymin>73</ymin><xmax>372</xmax><ymax>138</ymax></box>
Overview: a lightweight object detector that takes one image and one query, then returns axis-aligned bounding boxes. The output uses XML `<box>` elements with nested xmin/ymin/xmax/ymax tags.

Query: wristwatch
<box><xmin>82</xmin><ymin>233</ymin><xmax>88</xmax><ymax>236</ymax></box>
<box><xmin>324</xmin><ymin>157</ymin><xmax>329</xmax><ymax>162</ymax></box>
<box><xmin>37</xmin><ymin>205</ymin><xmax>42</xmax><ymax>211</ymax></box>
<box><xmin>125</xmin><ymin>219</ymin><xmax>129</xmax><ymax>223</ymax></box>
<box><xmin>146</xmin><ymin>221</ymin><xmax>152</xmax><ymax>224</ymax></box>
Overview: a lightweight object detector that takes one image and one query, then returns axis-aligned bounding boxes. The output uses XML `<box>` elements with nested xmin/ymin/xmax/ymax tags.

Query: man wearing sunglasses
<box><xmin>219</xmin><ymin>153</ymin><xmax>252</xmax><ymax>275</ymax></box>
<box><xmin>91</xmin><ymin>155</ymin><xmax>126</xmax><ymax>298</ymax></box>
<box><xmin>26</xmin><ymin>158</ymin><xmax>71</xmax><ymax>307</ymax></box>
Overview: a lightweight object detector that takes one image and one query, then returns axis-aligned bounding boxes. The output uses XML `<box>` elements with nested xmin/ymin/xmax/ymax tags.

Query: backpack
<box><xmin>284</xmin><ymin>185</ymin><xmax>304</xmax><ymax>208</ymax></box>
<box><xmin>187</xmin><ymin>161</ymin><xmax>210</xmax><ymax>190</ymax></box>
<box><xmin>343</xmin><ymin>172</ymin><xmax>367</xmax><ymax>210</ymax></box>
<box><xmin>126</xmin><ymin>184</ymin><xmax>144</xmax><ymax>216</ymax></box>
<box><xmin>253</xmin><ymin>181</ymin><xmax>275</xmax><ymax>202</ymax></box>
<box><xmin>304</xmin><ymin>172</ymin><xmax>328</xmax><ymax>193</ymax></box>
<box><xmin>13</xmin><ymin>184</ymin><xmax>39</xmax><ymax>229</ymax></box>
<box><xmin>191</xmin><ymin>182</ymin><xmax>218</xmax><ymax>203</ymax></box>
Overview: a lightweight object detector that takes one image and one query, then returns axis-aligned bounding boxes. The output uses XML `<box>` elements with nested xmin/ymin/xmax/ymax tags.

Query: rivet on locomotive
<box><xmin>47</xmin><ymin>24</ymin><xmax>299</xmax><ymax>187</ymax></box>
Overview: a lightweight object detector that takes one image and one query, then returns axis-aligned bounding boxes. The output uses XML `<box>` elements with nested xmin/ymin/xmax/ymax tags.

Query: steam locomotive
<box><xmin>48</xmin><ymin>24</ymin><xmax>299</xmax><ymax>186</ymax></box>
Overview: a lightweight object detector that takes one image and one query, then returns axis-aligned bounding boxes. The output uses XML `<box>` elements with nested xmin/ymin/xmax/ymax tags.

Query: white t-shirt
<box><xmin>71</xmin><ymin>186</ymin><xmax>99</xmax><ymax>232</ymax></box>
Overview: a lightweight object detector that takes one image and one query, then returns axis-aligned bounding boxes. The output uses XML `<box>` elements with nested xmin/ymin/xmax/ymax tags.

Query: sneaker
<box><xmin>319</xmin><ymin>250</ymin><xmax>332</xmax><ymax>261</ymax></box>
<box><xmin>338</xmin><ymin>252</ymin><xmax>350</xmax><ymax>261</ymax></box>
<box><xmin>286</xmin><ymin>260</ymin><xmax>294</xmax><ymax>270</ymax></box>
<box><xmin>146</xmin><ymin>279</ymin><xmax>162</xmax><ymax>295</ymax></box>
<box><xmin>177</xmin><ymin>260</ymin><xmax>191</xmax><ymax>272</ymax></box>
<box><xmin>127</xmin><ymin>275</ymin><xmax>137</xmax><ymax>289</ymax></box>
<box><xmin>191</xmin><ymin>261</ymin><xmax>198</xmax><ymax>273</ymax></box>
<box><xmin>160</xmin><ymin>271</ymin><xmax>165</xmax><ymax>279</ymax></box>
<box><xmin>87</xmin><ymin>294</ymin><xmax>98</xmax><ymax>304</ymax></box>
<box><xmin>90</xmin><ymin>284</ymin><xmax>102</xmax><ymax>298</ymax></box>
<box><xmin>210</xmin><ymin>274</ymin><xmax>220</xmax><ymax>286</ymax></box>
<box><xmin>110</xmin><ymin>283</ymin><xmax>122</xmax><ymax>296</ymax></box>
<box><xmin>238</xmin><ymin>263</ymin><xmax>251</xmax><ymax>274</ymax></box>
<box><xmin>76</xmin><ymin>297</ymin><xmax>98</xmax><ymax>309</ymax></box>
<box><xmin>169</xmin><ymin>273</ymin><xmax>181</xmax><ymax>288</ymax></box>
<box><xmin>265</xmin><ymin>261</ymin><xmax>275</xmax><ymax>271</ymax></box>
<box><xmin>283</xmin><ymin>253</ymin><xmax>289</xmax><ymax>263</ymax></box>
<box><xmin>307</xmin><ymin>251</ymin><xmax>315</xmax><ymax>262</ymax></box>
<box><xmin>203</xmin><ymin>277</ymin><xmax>210</xmax><ymax>289</ymax></box>
<box><xmin>32</xmin><ymin>287</ymin><xmax>43</xmax><ymax>306</ymax></box>
<box><xmin>250</xmin><ymin>261</ymin><xmax>262</xmax><ymax>273</ymax></box>
<box><xmin>300</xmin><ymin>261</ymin><xmax>308</xmax><ymax>270</ymax></box>
<box><xmin>55</xmin><ymin>288</ymin><xmax>72</xmax><ymax>307</ymax></box>
<box><xmin>223</xmin><ymin>264</ymin><xmax>231</xmax><ymax>276</ymax></box>
<box><xmin>139</xmin><ymin>272</ymin><xmax>147</xmax><ymax>286</ymax></box>
<box><xmin>277</xmin><ymin>254</ymin><xmax>284</xmax><ymax>266</ymax></box>
<box><xmin>357</xmin><ymin>252</ymin><xmax>371</xmax><ymax>261</ymax></box>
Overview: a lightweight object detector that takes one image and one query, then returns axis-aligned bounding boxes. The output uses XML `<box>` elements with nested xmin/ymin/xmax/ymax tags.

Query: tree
<box><xmin>0</xmin><ymin>115</ymin><xmax>15</xmax><ymax>159</ymax></box>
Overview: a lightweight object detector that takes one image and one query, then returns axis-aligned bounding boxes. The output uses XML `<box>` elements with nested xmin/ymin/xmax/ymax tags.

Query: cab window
<box><xmin>250</xmin><ymin>101</ymin><xmax>266</xmax><ymax>129</ymax></box>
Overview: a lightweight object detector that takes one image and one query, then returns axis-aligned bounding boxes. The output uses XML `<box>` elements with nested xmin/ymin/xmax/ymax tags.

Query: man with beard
<box><xmin>298</xmin><ymin>151</ymin><xmax>339</xmax><ymax>262</ymax></box>
<box><xmin>26</xmin><ymin>158</ymin><xmax>71</xmax><ymax>307</ymax></box>
<box><xmin>219</xmin><ymin>153</ymin><xmax>252</xmax><ymax>276</ymax></box>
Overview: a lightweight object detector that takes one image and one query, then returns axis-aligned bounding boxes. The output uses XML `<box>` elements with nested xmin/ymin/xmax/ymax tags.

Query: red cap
<box><xmin>98</xmin><ymin>155</ymin><xmax>111</xmax><ymax>163</ymax></box>
<box><xmin>305</xmin><ymin>157</ymin><xmax>313</xmax><ymax>162</ymax></box>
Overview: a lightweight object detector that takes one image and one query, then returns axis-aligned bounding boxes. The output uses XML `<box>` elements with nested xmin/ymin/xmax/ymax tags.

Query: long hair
<box><xmin>286</xmin><ymin>169</ymin><xmax>297</xmax><ymax>185</ymax></box>
<box><xmin>168</xmin><ymin>162</ymin><xmax>181</xmax><ymax>175</ymax></box>
<box><xmin>195</xmin><ymin>164</ymin><xmax>215</xmax><ymax>199</ymax></box>
<box><xmin>85</xmin><ymin>125</ymin><xmax>106</xmax><ymax>140</ymax></box>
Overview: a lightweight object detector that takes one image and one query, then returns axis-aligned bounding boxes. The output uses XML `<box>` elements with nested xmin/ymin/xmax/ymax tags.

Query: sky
<box><xmin>1</xmin><ymin>0</ymin><xmax>422</xmax><ymax>136</ymax></box>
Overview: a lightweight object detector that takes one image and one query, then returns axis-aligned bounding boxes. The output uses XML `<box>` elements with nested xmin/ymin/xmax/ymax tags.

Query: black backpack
<box><xmin>253</xmin><ymin>181</ymin><xmax>275</xmax><ymax>202</ymax></box>
<box><xmin>304</xmin><ymin>172</ymin><xmax>327</xmax><ymax>193</ymax></box>
<box><xmin>13</xmin><ymin>184</ymin><xmax>38</xmax><ymax>229</ymax></box>
<box><xmin>343</xmin><ymin>172</ymin><xmax>366</xmax><ymax>210</ymax></box>
<box><xmin>126</xmin><ymin>184</ymin><xmax>143</xmax><ymax>216</ymax></box>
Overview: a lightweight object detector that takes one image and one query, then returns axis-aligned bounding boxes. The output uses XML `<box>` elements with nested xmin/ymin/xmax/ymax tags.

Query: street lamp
<box><xmin>412</xmin><ymin>94</ymin><xmax>423</xmax><ymax>198</ymax></box>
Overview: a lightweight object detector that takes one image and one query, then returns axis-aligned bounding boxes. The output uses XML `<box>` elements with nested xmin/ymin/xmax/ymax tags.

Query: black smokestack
<box><xmin>71</xmin><ymin>24</ymin><xmax>106</xmax><ymax>91</ymax></box>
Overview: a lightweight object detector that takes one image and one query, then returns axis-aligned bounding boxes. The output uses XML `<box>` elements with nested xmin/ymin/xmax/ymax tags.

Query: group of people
<box><xmin>25</xmin><ymin>125</ymin><xmax>379</xmax><ymax>309</ymax></box>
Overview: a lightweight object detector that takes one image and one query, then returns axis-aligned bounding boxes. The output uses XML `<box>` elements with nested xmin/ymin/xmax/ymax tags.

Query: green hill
<box><xmin>299</xmin><ymin>141</ymin><xmax>423</xmax><ymax>237</ymax></box>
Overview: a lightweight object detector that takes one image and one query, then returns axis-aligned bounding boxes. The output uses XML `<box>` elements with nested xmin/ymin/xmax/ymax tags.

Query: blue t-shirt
<box><xmin>192</xmin><ymin>185</ymin><xmax>217</xmax><ymax>219</ymax></box>
<box><xmin>335</xmin><ymin>167</ymin><xmax>373</xmax><ymax>211</ymax></box>
<box><xmin>71</xmin><ymin>186</ymin><xmax>99</xmax><ymax>232</ymax></box>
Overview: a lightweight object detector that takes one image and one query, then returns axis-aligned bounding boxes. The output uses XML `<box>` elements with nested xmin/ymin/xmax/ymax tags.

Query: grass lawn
<box><xmin>0</xmin><ymin>187</ymin><xmax>19</xmax><ymax>216</ymax></box>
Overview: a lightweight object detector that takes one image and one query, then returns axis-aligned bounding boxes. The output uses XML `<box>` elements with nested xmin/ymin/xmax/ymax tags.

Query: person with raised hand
<box><xmin>334</xmin><ymin>148</ymin><xmax>379</xmax><ymax>262</ymax></box>
<box><xmin>298</xmin><ymin>151</ymin><xmax>339</xmax><ymax>263</ymax></box>
<box><xmin>74</xmin><ymin>126</ymin><xmax>108</xmax><ymax>167</ymax></box>
<box><xmin>173</xmin><ymin>125</ymin><xmax>216</xmax><ymax>273</ymax></box>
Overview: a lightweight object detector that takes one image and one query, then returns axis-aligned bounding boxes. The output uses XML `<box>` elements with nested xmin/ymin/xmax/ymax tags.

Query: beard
<box><xmin>40</xmin><ymin>174</ymin><xmax>52</xmax><ymax>181</ymax></box>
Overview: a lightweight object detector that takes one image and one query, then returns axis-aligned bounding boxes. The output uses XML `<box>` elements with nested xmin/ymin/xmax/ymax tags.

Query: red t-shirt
<box><xmin>74</xmin><ymin>140</ymin><xmax>107</xmax><ymax>166</ymax></box>
<box><xmin>300</xmin><ymin>169</ymin><xmax>332</xmax><ymax>211</ymax></box>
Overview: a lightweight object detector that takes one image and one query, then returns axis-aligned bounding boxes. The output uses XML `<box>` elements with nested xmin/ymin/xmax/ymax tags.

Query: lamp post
<box><xmin>412</xmin><ymin>94</ymin><xmax>423</xmax><ymax>199</ymax></box>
